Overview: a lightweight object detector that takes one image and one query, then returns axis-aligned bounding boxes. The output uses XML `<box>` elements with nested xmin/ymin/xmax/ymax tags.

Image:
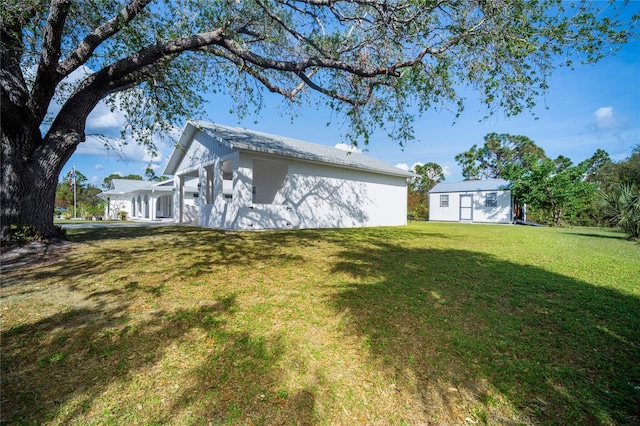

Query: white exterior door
<box><xmin>460</xmin><ymin>194</ymin><xmax>473</xmax><ymax>221</ymax></box>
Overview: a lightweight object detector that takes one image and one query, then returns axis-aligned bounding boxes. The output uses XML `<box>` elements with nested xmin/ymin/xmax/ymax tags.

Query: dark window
<box><xmin>486</xmin><ymin>192</ymin><xmax>497</xmax><ymax>207</ymax></box>
<box><xmin>440</xmin><ymin>194</ymin><xmax>449</xmax><ymax>207</ymax></box>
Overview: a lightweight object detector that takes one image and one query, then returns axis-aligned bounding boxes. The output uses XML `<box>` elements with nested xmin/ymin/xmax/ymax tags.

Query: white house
<box><xmin>163</xmin><ymin>120</ymin><xmax>414</xmax><ymax>230</ymax></box>
<box><xmin>428</xmin><ymin>179</ymin><xmax>513</xmax><ymax>223</ymax></box>
<box><xmin>99</xmin><ymin>178</ymin><xmax>198</xmax><ymax>221</ymax></box>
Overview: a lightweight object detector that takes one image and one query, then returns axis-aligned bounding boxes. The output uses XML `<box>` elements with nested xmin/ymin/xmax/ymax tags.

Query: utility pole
<box><xmin>72</xmin><ymin>165</ymin><xmax>77</xmax><ymax>219</ymax></box>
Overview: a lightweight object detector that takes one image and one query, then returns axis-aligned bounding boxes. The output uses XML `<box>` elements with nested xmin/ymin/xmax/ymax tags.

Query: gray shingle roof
<box><xmin>190</xmin><ymin>121</ymin><xmax>414</xmax><ymax>178</ymax></box>
<box><xmin>99</xmin><ymin>178</ymin><xmax>187</xmax><ymax>196</ymax></box>
<box><xmin>429</xmin><ymin>179</ymin><xmax>511</xmax><ymax>193</ymax></box>
<box><xmin>102</xmin><ymin>179</ymin><xmax>155</xmax><ymax>194</ymax></box>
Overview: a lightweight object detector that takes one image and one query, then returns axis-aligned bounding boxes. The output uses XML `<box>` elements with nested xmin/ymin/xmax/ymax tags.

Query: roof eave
<box><xmin>163</xmin><ymin>122</ymin><xmax>198</xmax><ymax>175</ymax></box>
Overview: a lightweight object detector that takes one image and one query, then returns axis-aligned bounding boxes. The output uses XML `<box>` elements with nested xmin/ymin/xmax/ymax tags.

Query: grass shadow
<box><xmin>560</xmin><ymin>229</ymin><xmax>630</xmax><ymax>241</ymax></box>
<box><xmin>1</xmin><ymin>291</ymin><xmax>317</xmax><ymax>424</ymax></box>
<box><xmin>5</xmin><ymin>224</ymin><xmax>636</xmax><ymax>424</ymax></box>
<box><xmin>329</xmin><ymin>239</ymin><xmax>640</xmax><ymax>424</ymax></box>
<box><xmin>1</xmin><ymin>226</ymin><xmax>333</xmax><ymax>424</ymax></box>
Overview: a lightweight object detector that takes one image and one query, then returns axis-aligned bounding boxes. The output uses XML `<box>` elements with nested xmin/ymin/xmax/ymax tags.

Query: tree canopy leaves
<box><xmin>410</xmin><ymin>162</ymin><xmax>445</xmax><ymax>195</ymax></box>
<box><xmin>102</xmin><ymin>172</ymin><xmax>143</xmax><ymax>189</ymax></box>
<box><xmin>455</xmin><ymin>133</ymin><xmax>546</xmax><ymax>180</ymax></box>
<box><xmin>502</xmin><ymin>154</ymin><xmax>599</xmax><ymax>225</ymax></box>
<box><xmin>3</xmin><ymin>0</ymin><xmax>638</xmax><ymax>149</ymax></box>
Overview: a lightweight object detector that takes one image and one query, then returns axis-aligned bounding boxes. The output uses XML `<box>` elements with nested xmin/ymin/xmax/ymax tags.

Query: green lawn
<box><xmin>1</xmin><ymin>223</ymin><xmax>639</xmax><ymax>425</ymax></box>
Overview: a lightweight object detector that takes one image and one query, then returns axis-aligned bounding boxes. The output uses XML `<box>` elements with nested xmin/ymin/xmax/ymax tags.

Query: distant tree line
<box><xmin>55</xmin><ymin>169</ymin><xmax>169</xmax><ymax>219</ymax></box>
<box><xmin>454</xmin><ymin>133</ymin><xmax>640</xmax><ymax>238</ymax></box>
<box><xmin>55</xmin><ymin>170</ymin><xmax>104</xmax><ymax>218</ymax></box>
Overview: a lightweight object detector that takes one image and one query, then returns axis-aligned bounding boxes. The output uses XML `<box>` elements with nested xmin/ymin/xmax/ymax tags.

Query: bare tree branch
<box><xmin>57</xmin><ymin>0</ymin><xmax>153</xmax><ymax>78</ymax></box>
<box><xmin>201</xmin><ymin>46</ymin><xmax>300</xmax><ymax>100</ymax></box>
<box><xmin>37</xmin><ymin>0</ymin><xmax>69</xmax><ymax>74</ymax></box>
<box><xmin>254</xmin><ymin>0</ymin><xmax>329</xmax><ymax>58</ymax></box>
<box><xmin>29</xmin><ymin>0</ymin><xmax>71</xmax><ymax>122</ymax></box>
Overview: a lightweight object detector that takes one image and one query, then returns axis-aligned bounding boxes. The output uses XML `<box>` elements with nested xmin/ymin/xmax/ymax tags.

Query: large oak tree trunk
<box><xmin>1</xmin><ymin>123</ymin><xmax>72</xmax><ymax>243</ymax></box>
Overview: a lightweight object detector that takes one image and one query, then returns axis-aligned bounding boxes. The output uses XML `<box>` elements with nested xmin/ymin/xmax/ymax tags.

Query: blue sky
<box><xmin>61</xmin><ymin>12</ymin><xmax>640</xmax><ymax>187</ymax></box>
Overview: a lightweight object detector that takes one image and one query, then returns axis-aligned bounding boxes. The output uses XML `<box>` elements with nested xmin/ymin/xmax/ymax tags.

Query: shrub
<box><xmin>7</xmin><ymin>224</ymin><xmax>68</xmax><ymax>244</ymax></box>
<box><xmin>9</xmin><ymin>224</ymin><xmax>42</xmax><ymax>243</ymax></box>
<box><xmin>54</xmin><ymin>225</ymin><xmax>67</xmax><ymax>239</ymax></box>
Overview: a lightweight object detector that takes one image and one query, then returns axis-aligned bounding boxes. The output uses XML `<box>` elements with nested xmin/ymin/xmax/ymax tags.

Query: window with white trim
<box><xmin>440</xmin><ymin>194</ymin><xmax>449</xmax><ymax>207</ymax></box>
<box><xmin>486</xmin><ymin>192</ymin><xmax>497</xmax><ymax>207</ymax></box>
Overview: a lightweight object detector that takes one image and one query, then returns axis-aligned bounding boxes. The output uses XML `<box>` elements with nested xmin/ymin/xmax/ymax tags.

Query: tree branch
<box><xmin>1</xmin><ymin>21</ymin><xmax>29</xmax><ymax>110</ymax></box>
<box><xmin>45</xmin><ymin>28</ymin><xmax>228</xmax><ymax>146</ymax></box>
<box><xmin>297</xmin><ymin>71</ymin><xmax>373</xmax><ymax>106</ymax></box>
<box><xmin>28</xmin><ymin>0</ymin><xmax>71</xmax><ymax>122</ymax></box>
<box><xmin>200</xmin><ymin>46</ymin><xmax>300</xmax><ymax>100</ymax></box>
<box><xmin>37</xmin><ymin>0</ymin><xmax>69</xmax><ymax>74</ymax></box>
<box><xmin>254</xmin><ymin>0</ymin><xmax>329</xmax><ymax>59</ymax></box>
<box><xmin>57</xmin><ymin>0</ymin><xmax>153</xmax><ymax>78</ymax></box>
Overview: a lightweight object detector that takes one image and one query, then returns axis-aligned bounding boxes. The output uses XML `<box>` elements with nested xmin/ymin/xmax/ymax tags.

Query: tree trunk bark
<box><xmin>1</xmin><ymin>124</ymin><xmax>68</xmax><ymax>243</ymax></box>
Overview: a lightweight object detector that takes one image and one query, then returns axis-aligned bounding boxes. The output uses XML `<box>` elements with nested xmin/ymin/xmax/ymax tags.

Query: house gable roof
<box><xmin>99</xmin><ymin>179</ymin><xmax>177</xmax><ymax>197</ymax></box>
<box><xmin>164</xmin><ymin>120</ymin><xmax>414</xmax><ymax>178</ymax></box>
<box><xmin>106</xmin><ymin>179</ymin><xmax>153</xmax><ymax>194</ymax></box>
<box><xmin>429</xmin><ymin>179</ymin><xmax>512</xmax><ymax>194</ymax></box>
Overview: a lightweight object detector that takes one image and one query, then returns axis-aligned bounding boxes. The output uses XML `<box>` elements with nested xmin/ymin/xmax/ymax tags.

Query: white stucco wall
<box><xmin>103</xmin><ymin>195</ymin><xmax>132</xmax><ymax>219</ymax></box>
<box><xmin>104</xmin><ymin>192</ymin><xmax>176</xmax><ymax>220</ymax></box>
<box><xmin>429</xmin><ymin>190</ymin><xmax>512</xmax><ymax>223</ymax></box>
<box><xmin>217</xmin><ymin>153</ymin><xmax>408</xmax><ymax>230</ymax></box>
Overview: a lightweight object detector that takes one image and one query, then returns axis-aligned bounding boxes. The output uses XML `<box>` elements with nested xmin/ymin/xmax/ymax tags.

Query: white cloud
<box><xmin>76</xmin><ymin>131</ymin><xmax>174</xmax><ymax>168</ymax></box>
<box><xmin>394</xmin><ymin>163</ymin><xmax>409</xmax><ymax>171</ymax></box>
<box><xmin>395</xmin><ymin>162</ymin><xmax>451</xmax><ymax>178</ymax></box>
<box><xmin>334</xmin><ymin>143</ymin><xmax>362</xmax><ymax>153</ymax></box>
<box><xmin>87</xmin><ymin>108</ymin><xmax>124</xmax><ymax>129</ymax></box>
<box><xmin>395</xmin><ymin>161</ymin><xmax>427</xmax><ymax>172</ymax></box>
<box><xmin>49</xmin><ymin>67</ymin><xmax>178</xmax><ymax>169</ymax></box>
<box><xmin>594</xmin><ymin>106</ymin><xmax>616</xmax><ymax>129</ymax></box>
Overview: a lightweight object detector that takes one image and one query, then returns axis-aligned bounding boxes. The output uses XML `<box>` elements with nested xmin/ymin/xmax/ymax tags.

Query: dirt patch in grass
<box><xmin>1</xmin><ymin>224</ymin><xmax>639</xmax><ymax>425</ymax></box>
<box><xmin>1</xmin><ymin>239</ymin><xmax>72</xmax><ymax>274</ymax></box>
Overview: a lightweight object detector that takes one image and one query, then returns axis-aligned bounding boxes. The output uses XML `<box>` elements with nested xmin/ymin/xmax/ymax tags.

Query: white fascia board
<box><xmin>163</xmin><ymin>122</ymin><xmax>198</xmax><ymax>175</ymax></box>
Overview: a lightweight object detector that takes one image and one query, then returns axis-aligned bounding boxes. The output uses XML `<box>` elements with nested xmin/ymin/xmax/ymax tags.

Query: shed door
<box><xmin>459</xmin><ymin>194</ymin><xmax>473</xmax><ymax>221</ymax></box>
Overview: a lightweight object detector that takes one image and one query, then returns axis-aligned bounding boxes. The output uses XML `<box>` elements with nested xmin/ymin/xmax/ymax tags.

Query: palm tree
<box><xmin>600</xmin><ymin>184</ymin><xmax>640</xmax><ymax>240</ymax></box>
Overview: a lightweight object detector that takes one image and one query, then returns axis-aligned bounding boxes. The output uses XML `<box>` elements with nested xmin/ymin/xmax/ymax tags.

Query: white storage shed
<box><xmin>428</xmin><ymin>179</ymin><xmax>513</xmax><ymax>223</ymax></box>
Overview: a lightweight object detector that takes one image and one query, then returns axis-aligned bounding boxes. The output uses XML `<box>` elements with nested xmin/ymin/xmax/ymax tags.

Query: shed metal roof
<box><xmin>429</xmin><ymin>179</ymin><xmax>511</xmax><ymax>193</ymax></box>
<box><xmin>165</xmin><ymin>121</ymin><xmax>414</xmax><ymax>178</ymax></box>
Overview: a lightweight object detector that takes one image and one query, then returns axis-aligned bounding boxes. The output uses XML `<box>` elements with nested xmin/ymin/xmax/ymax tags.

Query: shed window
<box><xmin>440</xmin><ymin>194</ymin><xmax>449</xmax><ymax>207</ymax></box>
<box><xmin>486</xmin><ymin>192</ymin><xmax>497</xmax><ymax>207</ymax></box>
